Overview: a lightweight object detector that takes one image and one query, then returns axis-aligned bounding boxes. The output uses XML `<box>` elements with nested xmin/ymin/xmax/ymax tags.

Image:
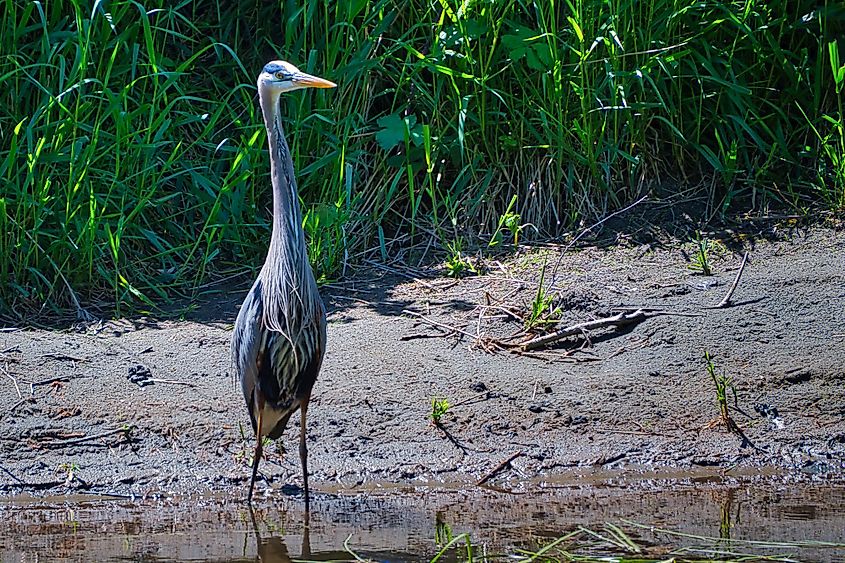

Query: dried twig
<box><xmin>549</xmin><ymin>196</ymin><xmax>648</xmax><ymax>287</ymax></box>
<box><xmin>513</xmin><ymin>308</ymin><xmax>704</xmax><ymax>352</ymax></box>
<box><xmin>40</xmin><ymin>352</ymin><xmax>87</xmax><ymax>362</ymax></box>
<box><xmin>30</xmin><ymin>376</ymin><xmax>72</xmax><ymax>394</ymax></box>
<box><xmin>1</xmin><ymin>364</ymin><xmax>22</xmax><ymax>399</ymax></box>
<box><xmin>147</xmin><ymin>378</ymin><xmax>196</xmax><ymax>387</ymax></box>
<box><xmin>708</xmin><ymin>251</ymin><xmax>750</xmax><ymax>309</ymax></box>
<box><xmin>477</xmin><ymin>451</ymin><xmax>525</xmax><ymax>486</ymax></box>
<box><xmin>403</xmin><ymin>310</ymin><xmax>477</xmax><ymax>341</ymax></box>
<box><xmin>40</xmin><ymin>426</ymin><xmax>135</xmax><ymax>449</ymax></box>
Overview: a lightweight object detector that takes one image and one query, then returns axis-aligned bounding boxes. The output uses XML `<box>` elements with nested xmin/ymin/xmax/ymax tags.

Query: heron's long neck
<box><xmin>261</xmin><ymin>92</ymin><xmax>305</xmax><ymax>254</ymax></box>
<box><xmin>258</xmin><ymin>90</ymin><xmax>319</xmax><ymax>336</ymax></box>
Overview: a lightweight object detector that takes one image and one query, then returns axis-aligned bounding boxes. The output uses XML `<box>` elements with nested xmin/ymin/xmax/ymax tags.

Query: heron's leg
<box><xmin>248</xmin><ymin>405</ymin><xmax>264</xmax><ymax>503</ymax></box>
<box><xmin>299</xmin><ymin>398</ymin><xmax>310</xmax><ymax>510</ymax></box>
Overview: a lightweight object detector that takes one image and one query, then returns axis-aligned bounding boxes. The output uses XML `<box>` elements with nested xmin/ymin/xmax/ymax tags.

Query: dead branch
<box><xmin>517</xmin><ymin>310</ymin><xmax>649</xmax><ymax>351</ymax></box>
<box><xmin>477</xmin><ymin>451</ymin><xmax>525</xmax><ymax>486</ymax></box>
<box><xmin>709</xmin><ymin>251</ymin><xmax>750</xmax><ymax>309</ymax></box>
<box><xmin>40</xmin><ymin>426</ymin><xmax>135</xmax><ymax>449</ymax></box>
<box><xmin>512</xmin><ymin>307</ymin><xmax>706</xmax><ymax>352</ymax></box>
<box><xmin>549</xmin><ymin>195</ymin><xmax>648</xmax><ymax>286</ymax></box>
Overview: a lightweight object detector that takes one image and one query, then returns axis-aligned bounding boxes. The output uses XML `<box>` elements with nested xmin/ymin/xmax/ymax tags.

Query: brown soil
<box><xmin>0</xmin><ymin>227</ymin><xmax>843</xmax><ymax>499</ymax></box>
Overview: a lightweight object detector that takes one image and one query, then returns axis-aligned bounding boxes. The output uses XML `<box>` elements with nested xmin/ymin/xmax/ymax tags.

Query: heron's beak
<box><xmin>293</xmin><ymin>72</ymin><xmax>336</xmax><ymax>89</ymax></box>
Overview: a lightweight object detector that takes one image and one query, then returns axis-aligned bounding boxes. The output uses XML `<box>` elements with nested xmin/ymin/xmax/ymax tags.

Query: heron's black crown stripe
<box><xmin>263</xmin><ymin>62</ymin><xmax>292</xmax><ymax>78</ymax></box>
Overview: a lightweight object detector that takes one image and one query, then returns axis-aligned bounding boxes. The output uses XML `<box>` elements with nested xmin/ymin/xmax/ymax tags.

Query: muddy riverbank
<box><xmin>0</xmin><ymin>227</ymin><xmax>843</xmax><ymax>500</ymax></box>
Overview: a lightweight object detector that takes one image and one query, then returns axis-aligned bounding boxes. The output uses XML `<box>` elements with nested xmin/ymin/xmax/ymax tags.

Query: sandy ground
<box><xmin>0</xmin><ymin>227</ymin><xmax>843</xmax><ymax>499</ymax></box>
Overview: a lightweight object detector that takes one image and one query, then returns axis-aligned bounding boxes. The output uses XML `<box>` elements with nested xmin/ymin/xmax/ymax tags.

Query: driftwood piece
<box><xmin>518</xmin><ymin>309</ymin><xmax>650</xmax><ymax>351</ymax></box>
<box><xmin>511</xmin><ymin>309</ymin><xmax>702</xmax><ymax>352</ymax></box>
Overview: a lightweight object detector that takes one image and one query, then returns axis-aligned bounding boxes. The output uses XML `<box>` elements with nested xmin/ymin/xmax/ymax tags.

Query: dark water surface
<box><xmin>2</xmin><ymin>475</ymin><xmax>844</xmax><ymax>562</ymax></box>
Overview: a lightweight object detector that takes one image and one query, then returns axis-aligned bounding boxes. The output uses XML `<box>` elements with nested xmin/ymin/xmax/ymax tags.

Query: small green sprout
<box><xmin>525</xmin><ymin>264</ymin><xmax>561</xmax><ymax>330</ymax></box>
<box><xmin>429</xmin><ymin>397</ymin><xmax>450</xmax><ymax>424</ymax></box>
<box><xmin>689</xmin><ymin>231</ymin><xmax>713</xmax><ymax>275</ymax></box>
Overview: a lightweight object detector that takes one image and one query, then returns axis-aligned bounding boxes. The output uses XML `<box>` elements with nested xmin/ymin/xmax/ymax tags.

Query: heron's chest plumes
<box><xmin>258</xmin><ymin>233</ymin><xmax>321</xmax><ymax>340</ymax></box>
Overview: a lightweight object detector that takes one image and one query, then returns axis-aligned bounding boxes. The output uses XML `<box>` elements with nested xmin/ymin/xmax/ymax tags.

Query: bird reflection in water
<box><xmin>248</xmin><ymin>507</ymin><xmax>311</xmax><ymax>563</ymax></box>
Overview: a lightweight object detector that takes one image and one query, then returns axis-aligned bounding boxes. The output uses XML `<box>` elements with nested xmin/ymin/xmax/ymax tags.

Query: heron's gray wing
<box><xmin>258</xmin><ymin>304</ymin><xmax>325</xmax><ymax>405</ymax></box>
<box><xmin>231</xmin><ymin>278</ymin><xmax>265</xmax><ymax>432</ymax></box>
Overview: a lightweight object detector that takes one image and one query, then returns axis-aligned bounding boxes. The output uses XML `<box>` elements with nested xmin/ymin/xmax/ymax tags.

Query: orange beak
<box><xmin>293</xmin><ymin>72</ymin><xmax>337</xmax><ymax>89</ymax></box>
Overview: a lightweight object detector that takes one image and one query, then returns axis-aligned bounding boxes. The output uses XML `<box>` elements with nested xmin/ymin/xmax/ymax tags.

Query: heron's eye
<box><xmin>274</xmin><ymin>71</ymin><xmax>286</xmax><ymax>80</ymax></box>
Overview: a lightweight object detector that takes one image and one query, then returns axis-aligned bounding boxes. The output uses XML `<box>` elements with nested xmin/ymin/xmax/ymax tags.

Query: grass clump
<box><xmin>489</xmin><ymin>195</ymin><xmax>524</xmax><ymax>249</ymax></box>
<box><xmin>429</xmin><ymin>397</ymin><xmax>450</xmax><ymax>425</ymax></box>
<box><xmin>443</xmin><ymin>239</ymin><xmax>476</xmax><ymax>278</ymax></box>
<box><xmin>705</xmin><ymin>351</ymin><xmax>734</xmax><ymax>429</ymax></box>
<box><xmin>525</xmin><ymin>265</ymin><xmax>561</xmax><ymax>330</ymax></box>
<box><xmin>688</xmin><ymin>232</ymin><xmax>714</xmax><ymax>276</ymax></box>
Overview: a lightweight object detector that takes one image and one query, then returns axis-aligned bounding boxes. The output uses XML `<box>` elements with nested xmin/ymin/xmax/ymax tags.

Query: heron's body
<box><xmin>231</xmin><ymin>60</ymin><xmax>334</xmax><ymax>505</ymax></box>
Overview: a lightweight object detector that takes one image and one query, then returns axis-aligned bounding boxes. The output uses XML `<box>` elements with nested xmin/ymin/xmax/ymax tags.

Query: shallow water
<box><xmin>2</xmin><ymin>476</ymin><xmax>844</xmax><ymax>562</ymax></box>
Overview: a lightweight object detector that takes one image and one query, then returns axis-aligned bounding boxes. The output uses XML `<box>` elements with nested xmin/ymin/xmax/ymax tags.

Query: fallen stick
<box><xmin>1</xmin><ymin>364</ymin><xmax>22</xmax><ymax>399</ymax></box>
<box><xmin>403</xmin><ymin>310</ymin><xmax>478</xmax><ymax>341</ymax></box>
<box><xmin>41</xmin><ymin>426</ymin><xmax>134</xmax><ymax>449</ymax></box>
<box><xmin>147</xmin><ymin>378</ymin><xmax>196</xmax><ymax>387</ymax></box>
<box><xmin>709</xmin><ymin>251</ymin><xmax>750</xmax><ymax>309</ymax></box>
<box><xmin>30</xmin><ymin>376</ymin><xmax>71</xmax><ymax>394</ymax></box>
<box><xmin>40</xmin><ymin>352</ymin><xmax>87</xmax><ymax>362</ymax></box>
<box><xmin>477</xmin><ymin>451</ymin><xmax>524</xmax><ymax>486</ymax></box>
<box><xmin>549</xmin><ymin>196</ymin><xmax>648</xmax><ymax>287</ymax></box>
<box><xmin>518</xmin><ymin>310</ymin><xmax>649</xmax><ymax>351</ymax></box>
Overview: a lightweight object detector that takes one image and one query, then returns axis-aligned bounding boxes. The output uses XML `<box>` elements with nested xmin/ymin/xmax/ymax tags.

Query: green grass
<box><xmin>704</xmin><ymin>350</ymin><xmax>740</xmax><ymax>433</ymax></box>
<box><xmin>429</xmin><ymin>397</ymin><xmax>450</xmax><ymax>425</ymax></box>
<box><xmin>525</xmin><ymin>264</ymin><xmax>560</xmax><ymax>330</ymax></box>
<box><xmin>1</xmin><ymin>0</ymin><xmax>843</xmax><ymax>316</ymax></box>
<box><xmin>688</xmin><ymin>232</ymin><xmax>715</xmax><ymax>276</ymax></box>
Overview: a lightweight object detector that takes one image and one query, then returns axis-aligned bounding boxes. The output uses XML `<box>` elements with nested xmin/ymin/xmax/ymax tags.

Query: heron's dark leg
<box><xmin>299</xmin><ymin>398</ymin><xmax>310</xmax><ymax>510</ymax></box>
<box><xmin>301</xmin><ymin>509</ymin><xmax>311</xmax><ymax>558</ymax></box>
<box><xmin>248</xmin><ymin>406</ymin><xmax>264</xmax><ymax>503</ymax></box>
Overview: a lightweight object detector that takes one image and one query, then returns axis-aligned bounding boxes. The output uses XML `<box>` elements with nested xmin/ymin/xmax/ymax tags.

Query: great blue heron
<box><xmin>231</xmin><ymin>60</ymin><xmax>335</xmax><ymax>505</ymax></box>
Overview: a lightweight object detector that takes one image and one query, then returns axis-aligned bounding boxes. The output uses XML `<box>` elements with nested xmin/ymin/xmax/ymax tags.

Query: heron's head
<box><xmin>257</xmin><ymin>60</ymin><xmax>336</xmax><ymax>95</ymax></box>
